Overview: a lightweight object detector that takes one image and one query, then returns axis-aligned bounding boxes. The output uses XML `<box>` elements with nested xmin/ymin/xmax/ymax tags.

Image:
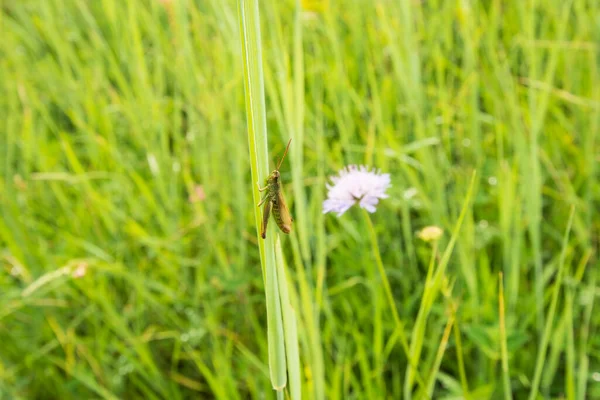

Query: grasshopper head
<box><xmin>266</xmin><ymin>169</ymin><xmax>280</xmax><ymax>185</ymax></box>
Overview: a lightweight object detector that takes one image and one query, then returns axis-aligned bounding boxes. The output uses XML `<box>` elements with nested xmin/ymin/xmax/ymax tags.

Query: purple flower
<box><xmin>323</xmin><ymin>165</ymin><xmax>391</xmax><ymax>216</ymax></box>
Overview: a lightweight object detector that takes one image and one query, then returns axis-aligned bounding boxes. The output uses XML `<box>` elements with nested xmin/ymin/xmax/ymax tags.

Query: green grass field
<box><xmin>1</xmin><ymin>0</ymin><xmax>599</xmax><ymax>398</ymax></box>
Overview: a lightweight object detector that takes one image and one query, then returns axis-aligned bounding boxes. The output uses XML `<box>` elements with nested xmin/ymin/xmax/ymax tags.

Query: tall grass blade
<box><xmin>527</xmin><ymin>207</ymin><xmax>575</xmax><ymax>400</ymax></box>
<box><xmin>238</xmin><ymin>0</ymin><xmax>287</xmax><ymax>390</ymax></box>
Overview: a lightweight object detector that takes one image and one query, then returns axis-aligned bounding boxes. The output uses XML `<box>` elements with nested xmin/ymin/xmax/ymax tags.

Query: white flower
<box><xmin>323</xmin><ymin>165</ymin><xmax>391</xmax><ymax>216</ymax></box>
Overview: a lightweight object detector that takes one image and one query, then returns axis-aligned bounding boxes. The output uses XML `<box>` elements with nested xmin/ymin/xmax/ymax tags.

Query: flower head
<box><xmin>71</xmin><ymin>261</ymin><xmax>88</xmax><ymax>279</ymax></box>
<box><xmin>417</xmin><ymin>226</ymin><xmax>444</xmax><ymax>242</ymax></box>
<box><xmin>323</xmin><ymin>165</ymin><xmax>391</xmax><ymax>216</ymax></box>
<box><xmin>188</xmin><ymin>185</ymin><xmax>206</xmax><ymax>203</ymax></box>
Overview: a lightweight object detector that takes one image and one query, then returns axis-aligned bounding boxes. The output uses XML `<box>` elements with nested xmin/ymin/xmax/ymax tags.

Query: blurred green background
<box><xmin>1</xmin><ymin>0</ymin><xmax>598</xmax><ymax>398</ymax></box>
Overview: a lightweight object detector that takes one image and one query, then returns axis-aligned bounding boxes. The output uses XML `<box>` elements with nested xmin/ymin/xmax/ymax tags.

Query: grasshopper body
<box><xmin>258</xmin><ymin>139</ymin><xmax>293</xmax><ymax>239</ymax></box>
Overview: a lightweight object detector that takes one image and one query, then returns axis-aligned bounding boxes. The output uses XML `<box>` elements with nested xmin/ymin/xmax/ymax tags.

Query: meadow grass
<box><xmin>1</xmin><ymin>0</ymin><xmax>599</xmax><ymax>398</ymax></box>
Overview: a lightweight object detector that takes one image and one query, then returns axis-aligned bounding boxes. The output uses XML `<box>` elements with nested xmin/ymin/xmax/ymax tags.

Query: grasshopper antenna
<box><xmin>276</xmin><ymin>138</ymin><xmax>292</xmax><ymax>170</ymax></box>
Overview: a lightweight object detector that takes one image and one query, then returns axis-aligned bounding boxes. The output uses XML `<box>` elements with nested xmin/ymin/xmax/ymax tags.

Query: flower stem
<box><xmin>362</xmin><ymin>209</ymin><xmax>425</xmax><ymax>391</ymax></box>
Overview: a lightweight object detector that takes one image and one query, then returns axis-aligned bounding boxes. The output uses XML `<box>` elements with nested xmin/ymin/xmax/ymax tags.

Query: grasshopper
<box><xmin>257</xmin><ymin>139</ymin><xmax>293</xmax><ymax>239</ymax></box>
